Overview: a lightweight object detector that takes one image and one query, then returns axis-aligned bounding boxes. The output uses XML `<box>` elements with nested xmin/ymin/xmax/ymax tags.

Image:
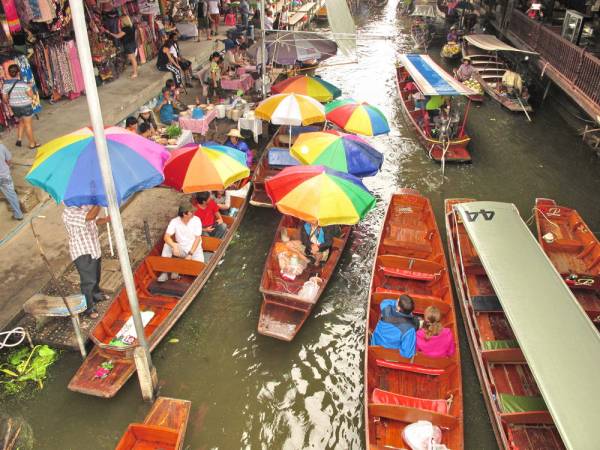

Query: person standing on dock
<box><xmin>62</xmin><ymin>205</ymin><xmax>110</xmax><ymax>319</ymax></box>
<box><xmin>0</xmin><ymin>143</ymin><xmax>23</xmax><ymax>220</ymax></box>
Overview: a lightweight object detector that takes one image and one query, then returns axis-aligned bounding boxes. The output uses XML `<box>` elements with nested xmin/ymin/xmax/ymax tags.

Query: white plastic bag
<box><xmin>298</xmin><ymin>276</ymin><xmax>322</xmax><ymax>301</ymax></box>
<box><xmin>402</xmin><ymin>420</ymin><xmax>444</xmax><ymax>450</ymax></box>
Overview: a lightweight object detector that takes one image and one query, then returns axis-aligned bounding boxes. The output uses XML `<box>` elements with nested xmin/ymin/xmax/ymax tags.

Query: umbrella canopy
<box><xmin>291</xmin><ymin>130</ymin><xmax>383</xmax><ymax>177</ymax></box>
<box><xmin>325</xmin><ymin>99</ymin><xmax>390</xmax><ymax>136</ymax></box>
<box><xmin>255</xmin><ymin>93</ymin><xmax>325</xmax><ymax>126</ymax></box>
<box><xmin>248</xmin><ymin>31</ymin><xmax>338</xmax><ymax>65</ymax></box>
<box><xmin>26</xmin><ymin>126</ymin><xmax>169</xmax><ymax>206</ymax></box>
<box><xmin>271</xmin><ymin>75</ymin><xmax>342</xmax><ymax>102</ymax></box>
<box><xmin>265</xmin><ymin>165</ymin><xmax>376</xmax><ymax>226</ymax></box>
<box><xmin>163</xmin><ymin>143</ymin><xmax>249</xmax><ymax>192</ymax></box>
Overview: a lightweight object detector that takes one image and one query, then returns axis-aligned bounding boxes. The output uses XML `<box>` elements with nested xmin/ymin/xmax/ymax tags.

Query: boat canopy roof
<box><xmin>454</xmin><ymin>201</ymin><xmax>600</xmax><ymax>450</ymax></box>
<box><xmin>399</xmin><ymin>54</ymin><xmax>476</xmax><ymax>96</ymax></box>
<box><xmin>464</xmin><ymin>34</ymin><xmax>538</xmax><ymax>54</ymax></box>
<box><xmin>411</xmin><ymin>0</ymin><xmax>445</xmax><ymax>18</ymax></box>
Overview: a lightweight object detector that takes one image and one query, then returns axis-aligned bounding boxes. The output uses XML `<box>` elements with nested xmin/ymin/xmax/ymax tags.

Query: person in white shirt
<box><xmin>158</xmin><ymin>200</ymin><xmax>204</xmax><ymax>282</ymax></box>
<box><xmin>265</xmin><ymin>9</ymin><xmax>274</xmax><ymax>31</ymax></box>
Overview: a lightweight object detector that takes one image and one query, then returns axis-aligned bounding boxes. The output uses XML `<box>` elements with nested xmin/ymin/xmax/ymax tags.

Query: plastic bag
<box><xmin>298</xmin><ymin>276</ymin><xmax>322</xmax><ymax>301</ymax></box>
<box><xmin>402</xmin><ymin>421</ymin><xmax>444</xmax><ymax>450</ymax></box>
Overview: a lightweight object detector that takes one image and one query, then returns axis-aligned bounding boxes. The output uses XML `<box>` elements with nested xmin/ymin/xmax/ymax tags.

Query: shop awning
<box><xmin>454</xmin><ymin>201</ymin><xmax>600</xmax><ymax>450</ymax></box>
<box><xmin>398</xmin><ymin>54</ymin><xmax>476</xmax><ymax>96</ymax></box>
<box><xmin>464</xmin><ymin>34</ymin><xmax>538</xmax><ymax>54</ymax></box>
<box><xmin>411</xmin><ymin>0</ymin><xmax>445</xmax><ymax>18</ymax></box>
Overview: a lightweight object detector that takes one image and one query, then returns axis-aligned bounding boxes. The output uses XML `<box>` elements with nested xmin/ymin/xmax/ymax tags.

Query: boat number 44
<box><xmin>465</xmin><ymin>209</ymin><xmax>495</xmax><ymax>222</ymax></box>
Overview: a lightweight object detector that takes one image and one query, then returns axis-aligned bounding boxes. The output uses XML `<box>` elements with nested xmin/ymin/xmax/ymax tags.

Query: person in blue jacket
<box><xmin>224</xmin><ymin>128</ymin><xmax>253</xmax><ymax>167</ymax></box>
<box><xmin>371</xmin><ymin>294</ymin><xmax>420</xmax><ymax>358</ymax></box>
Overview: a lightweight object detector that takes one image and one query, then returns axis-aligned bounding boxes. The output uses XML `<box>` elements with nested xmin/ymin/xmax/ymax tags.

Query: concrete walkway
<box><xmin>0</xmin><ymin>32</ymin><xmax>226</xmax><ymax>331</ymax></box>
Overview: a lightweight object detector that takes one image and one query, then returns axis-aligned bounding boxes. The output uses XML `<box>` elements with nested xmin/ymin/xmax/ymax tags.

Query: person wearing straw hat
<box><xmin>137</xmin><ymin>106</ymin><xmax>158</xmax><ymax>135</ymax></box>
<box><xmin>224</xmin><ymin>128</ymin><xmax>253</xmax><ymax>166</ymax></box>
<box><xmin>455</xmin><ymin>57</ymin><xmax>475</xmax><ymax>82</ymax></box>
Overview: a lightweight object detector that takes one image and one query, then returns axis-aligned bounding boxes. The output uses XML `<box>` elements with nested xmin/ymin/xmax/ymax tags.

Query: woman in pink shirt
<box><xmin>416</xmin><ymin>306</ymin><xmax>456</xmax><ymax>358</ymax></box>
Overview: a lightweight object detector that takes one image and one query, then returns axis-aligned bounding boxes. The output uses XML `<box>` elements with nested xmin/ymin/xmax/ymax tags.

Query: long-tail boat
<box><xmin>534</xmin><ymin>197</ymin><xmax>600</xmax><ymax>329</ymax></box>
<box><xmin>115</xmin><ymin>396</ymin><xmax>191</xmax><ymax>450</ymax></box>
<box><xmin>462</xmin><ymin>34</ymin><xmax>535</xmax><ymax>114</ymax></box>
<box><xmin>250</xmin><ymin>125</ymin><xmax>321</xmax><ymax>207</ymax></box>
<box><xmin>68</xmin><ymin>191</ymin><xmax>249</xmax><ymax>398</ymax></box>
<box><xmin>258</xmin><ymin>215</ymin><xmax>351</xmax><ymax>341</ymax></box>
<box><xmin>396</xmin><ymin>54</ymin><xmax>474</xmax><ymax>163</ymax></box>
<box><xmin>445</xmin><ymin>199</ymin><xmax>600</xmax><ymax>449</ymax></box>
<box><xmin>365</xmin><ymin>189</ymin><xmax>463</xmax><ymax>449</ymax></box>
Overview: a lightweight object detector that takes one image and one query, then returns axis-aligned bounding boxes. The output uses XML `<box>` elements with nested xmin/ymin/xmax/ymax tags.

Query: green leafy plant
<box><xmin>165</xmin><ymin>124</ymin><xmax>182</xmax><ymax>139</ymax></box>
<box><xmin>0</xmin><ymin>345</ymin><xmax>58</xmax><ymax>394</ymax></box>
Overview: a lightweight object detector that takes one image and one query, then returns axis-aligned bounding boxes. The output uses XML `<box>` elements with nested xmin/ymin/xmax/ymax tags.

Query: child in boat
<box><xmin>371</xmin><ymin>295</ymin><xmax>420</xmax><ymax>358</ymax></box>
<box><xmin>416</xmin><ymin>306</ymin><xmax>456</xmax><ymax>358</ymax></box>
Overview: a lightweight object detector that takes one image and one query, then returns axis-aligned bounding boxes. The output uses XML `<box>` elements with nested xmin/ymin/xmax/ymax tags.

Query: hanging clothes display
<box><xmin>2</xmin><ymin>0</ymin><xmax>22</xmax><ymax>32</ymax></box>
<box><xmin>31</xmin><ymin>38</ymin><xmax>84</xmax><ymax>100</ymax></box>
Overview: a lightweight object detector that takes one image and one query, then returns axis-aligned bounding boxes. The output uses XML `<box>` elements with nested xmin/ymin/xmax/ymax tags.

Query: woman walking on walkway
<box><xmin>207</xmin><ymin>0</ymin><xmax>220</xmax><ymax>37</ymax></box>
<box><xmin>156</xmin><ymin>36</ymin><xmax>183</xmax><ymax>86</ymax></box>
<box><xmin>1</xmin><ymin>65</ymin><xmax>39</xmax><ymax>149</ymax></box>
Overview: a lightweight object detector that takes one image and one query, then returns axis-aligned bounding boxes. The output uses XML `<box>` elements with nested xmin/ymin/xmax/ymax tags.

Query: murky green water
<box><xmin>3</xmin><ymin>3</ymin><xmax>600</xmax><ymax>449</ymax></box>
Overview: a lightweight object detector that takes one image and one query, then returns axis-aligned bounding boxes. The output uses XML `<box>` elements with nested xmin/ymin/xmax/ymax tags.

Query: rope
<box><xmin>525</xmin><ymin>207</ymin><xmax>559</xmax><ymax>230</ymax></box>
<box><xmin>0</xmin><ymin>327</ymin><xmax>32</xmax><ymax>350</ymax></box>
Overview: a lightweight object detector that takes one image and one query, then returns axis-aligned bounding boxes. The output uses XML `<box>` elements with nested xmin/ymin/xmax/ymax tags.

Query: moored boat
<box><xmin>396</xmin><ymin>54</ymin><xmax>475</xmax><ymax>163</ymax></box>
<box><xmin>68</xmin><ymin>191</ymin><xmax>249</xmax><ymax>398</ymax></box>
<box><xmin>445</xmin><ymin>199</ymin><xmax>600</xmax><ymax>449</ymax></box>
<box><xmin>258</xmin><ymin>215</ymin><xmax>351</xmax><ymax>341</ymax></box>
<box><xmin>462</xmin><ymin>34</ymin><xmax>535</xmax><ymax>114</ymax></box>
<box><xmin>365</xmin><ymin>189</ymin><xmax>464</xmax><ymax>449</ymax></box>
<box><xmin>115</xmin><ymin>396</ymin><xmax>191</xmax><ymax>450</ymax></box>
<box><xmin>534</xmin><ymin>198</ymin><xmax>600</xmax><ymax>329</ymax></box>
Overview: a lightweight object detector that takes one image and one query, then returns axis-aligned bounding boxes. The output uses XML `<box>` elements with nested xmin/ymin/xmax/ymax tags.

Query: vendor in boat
<box><xmin>138</xmin><ymin>122</ymin><xmax>153</xmax><ymax>139</ymax></box>
<box><xmin>455</xmin><ymin>58</ymin><xmax>475</xmax><ymax>82</ymax></box>
<box><xmin>446</xmin><ymin>26</ymin><xmax>458</xmax><ymax>43</ymax></box>
<box><xmin>371</xmin><ymin>295</ymin><xmax>419</xmax><ymax>358</ymax></box>
<box><xmin>138</xmin><ymin>106</ymin><xmax>158</xmax><ymax>135</ymax></box>
<box><xmin>158</xmin><ymin>200</ymin><xmax>204</xmax><ymax>282</ymax></box>
<box><xmin>125</xmin><ymin>116</ymin><xmax>137</xmax><ymax>133</ymax></box>
<box><xmin>224</xmin><ymin>128</ymin><xmax>253</xmax><ymax>167</ymax></box>
<box><xmin>300</xmin><ymin>221</ymin><xmax>339</xmax><ymax>265</ymax></box>
<box><xmin>193</xmin><ymin>191</ymin><xmax>227</xmax><ymax>238</ymax></box>
<box><xmin>416</xmin><ymin>306</ymin><xmax>456</xmax><ymax>358</ymax></box>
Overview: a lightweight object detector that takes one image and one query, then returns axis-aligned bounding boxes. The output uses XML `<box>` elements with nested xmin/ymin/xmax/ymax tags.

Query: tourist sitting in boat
<box><xmin>224</xmin><ymin>128</ymin><xmax>253</xmax><ymax>167</ymax></box>
<box><xmin>416</xmin><ymin>306</ymin><xmax>456</xmax><ymax>358</ymax></box>
<box><xmin>300</xmin><ymin>221</ymin><xmax>339</xmax><ymax>265</ymax></box>
<box><xmin>213</xmin><ymin>190</ymin><xmax>231</xmax><ymax>215</ymax></box>
<box><xmin>455</xmin><ymin>58</ymin><xmax>475</xmax><ymax>82</ymax></box>
<box><xmin>371</xmin><ymin>295</ymin><xmax>419</xmax><ymax>358</ymax></box>
<box><xmin>138</xmin><ymin>107</ymin><xmax>158</xmax><ymax>135</ymax></box>
<box><xmin>138</xmin><ymin>122</ymin><xmax>153</xmax><ymax>139</ymax></box>
<box><xmin>158</xmin><ymin>200</ymin><xmax>204</xmax><ymax>282</ymax></box>
<box><xmin>527</xmin><ymin>2</ymin><xmax>543</xmax><ymax>20</ymax></box>
<box><xmin>193</xmin><ymin>192</ymin><xmax>227</xmax><ymax>238</ymax></box>
<box><xmin>433</xmin><ymin>104</ymin><xmax>460</xmax><ymax>139</ymax></box>
<box><xmin>125</xmin><ymin>116</ymin><xmax>137</xmax><ymax>133</ymax></box>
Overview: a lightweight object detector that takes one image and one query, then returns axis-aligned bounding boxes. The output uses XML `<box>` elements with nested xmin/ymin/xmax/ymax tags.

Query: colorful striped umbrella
<box><xmin>265</xmin><ymin>165</ymin><xmax>376</xmax><ymax>226</ymax></box>
<box><xmin>271</xmin><ymin>75</ymin><xmax>342</xmax><ymax>102</ymax></box>
<box><xmin>163</xmin><ymin>143</ymin><xmax>250</xmax><ymax>192</ymax></box>
<box><xmin>255</xmin><ymin>93</ymin><xmax>325</xmax><ymax>126</ymax></box>
<box><xmin>291</xmin><ymin>130</ymin><xmax>383</xmax><ymax>177</ymax></box>
<box><xmin>26</xmin><ymin>126</ymin><xmax>169</xmax><ymax>206</ymax></box>
<box><xmin>325</xmin><ymin>99</ymin><xmax>390</xmax><ymax>136</ymax></box>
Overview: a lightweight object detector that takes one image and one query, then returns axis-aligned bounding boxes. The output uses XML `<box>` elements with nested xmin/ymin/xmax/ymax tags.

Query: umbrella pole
<box><xmin>104</xmin><ymin>207</ymin><xmax>114</xmax><ymax>257</ymax></box>
<box><xmin>69</xmin><ymin>0</ymin><xmax>157</xmax><ymax>402</ymax></box>
<box><xmin>260</xmin><ymin>0</ymin><xmax>267</xmax><ymax>99</ymax></box>
<box><xmin>289</xmin><ymin>125</ymin><xmax>292</xmax><ymax>149</ymax></box>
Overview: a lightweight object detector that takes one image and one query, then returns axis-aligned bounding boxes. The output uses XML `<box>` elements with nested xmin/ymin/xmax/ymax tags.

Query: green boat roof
<box><xmin>454</xmin><ymin>201</ymin><xmax>600</xmax><ymax>450</ymax></box>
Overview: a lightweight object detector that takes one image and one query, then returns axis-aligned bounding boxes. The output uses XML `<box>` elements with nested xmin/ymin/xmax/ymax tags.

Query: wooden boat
<box><xmin>68</xmin><ymin>191</ymin><xmax>249</xmax><ymax>398</ymax></box>
<box><xmin>397</xmin><ymin>54</ymin><xmax>473</xmax><ymax>163</ymax></box>
<box><xmin>250</xmin><ymin>125</ymin><xmax>320</xmax><ymax>208</ymax></box>
<box><xmin>315</xmin><ymin>5</ymin><xmax>328</xmax><ymax>21</ymax></box>
<box><xmin>534</xmin><ymin>198</ymin><xmax>600</xmax><ymax>329</ymax></box>
<box><xmin>445</xmin><ymin>199</ymin><xmax>563</xmax><ymax>449</ymax></box>
<box><xmin>258</xmin><ymin>215</ymin><xmax>351</xmax><ymax>341</ymax></box>
<box><xmin>365</xmin><ymin>189</ymin><xmax>464</xmax><ymax>449</ymax></box>
<box><xmin>462</xmin><ymin>35</ymin><xmax>533</xmax><ymax>113</ymax></box>
<box><xmin>115</xmin><ymin>396</ymin><xmax>191</xmax><ymax>450</ymax></box>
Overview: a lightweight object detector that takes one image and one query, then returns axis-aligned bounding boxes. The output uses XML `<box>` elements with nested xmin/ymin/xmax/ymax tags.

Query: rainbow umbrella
<box><xmin>271</xmin><ymin>75</ymin><xmax>342</xmax><ymax>103</ymax></box>
<box><xmin>255</xmin><ymin>93</ymin><xmax>325</xmax><ymax>126</ymax></box>
<box><xmin>163</xmin><ymin>143</ymin><xmax>250</xmax><ymax>192</ymax></box>
<box><xmin>291</xmin><ymin>130</ymin><xmax>383</xmax><ymax>177</ymax></box>
<box><xmin>26</xmin><ymin>126</ymin><xmax>169</xmax><ymax>206</ymax></box>
<box><xmin>325</xmin><ymin>99</ymin><xmax>390</xmax><ymax>136</ymax></box>
<box><xmin>265</xmin><ymin>165</ymin><xmax>376</xmax><ymax>226</ymax></box>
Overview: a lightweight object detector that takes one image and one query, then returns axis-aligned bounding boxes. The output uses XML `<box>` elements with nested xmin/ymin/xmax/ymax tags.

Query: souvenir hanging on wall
<box><xmin>1</xmin><ymin>0</ymin><xmax>21</xmax><ymax>32</ymax></box>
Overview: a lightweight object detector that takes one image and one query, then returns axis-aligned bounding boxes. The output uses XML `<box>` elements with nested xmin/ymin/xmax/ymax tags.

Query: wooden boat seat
<box><xmin>115</xmin><ymin>423</ymin><xmax>178</xmax><ymax>449</ymax></box>
<box><xmin>369</xmin><ymin>346</ymin><xmax>454</xmax><ymax>370</ymax></box>
<box><xmin>472</xmin><ymin>295</ymin><xmax>502</xmax><ymax>312</ymax></box>
<box><xmin>372</xmin><ymin>388</ymin><xmax>448</xmax><ymax>414</ymax></box>
<box><xmin>368</xmin><ymin>403</ymin><xmax>457</xmax><ymax>430</ymax></box>
<box><xmin>222</xmin><ymin>215</ymin><xmax>235</xmax><ymax>226</ymax></box>
<box><xmin>146</xmin><ymin>256</ymin><xmax>205</xmax><ymax>278</ymax></box>
<box><xmin>545</xmin><ymin>238</ymin><xmax>583</xmax><ymax>253</ymax></box>
<box><xmin>148</xmin><ymin>279</ymin><xmax>193</xmax><ymax>298</ymax></box>
<box><xmin>377</xmin><ymin>255</ymin><xmax>443</xmax><ymax>281</ymax></box>
<box><xmin>482</xmin><ymin>339</ymin><xmax>519</xmax><ymax>350</ymax></box>
<box><xmin>372</xmin><ymin>290</ymin><xmax>450</xmax><ymax>316</ymax></box>
<box><xmin>375</xmin><ymin>359</ymin><xmax>445</xmax><ymax>376</ymax></box>
<box><xmin>481</xmin><ymin>347</ymin><xmax>525</xmax><ymax>363</ymax></box>
<box><xmin>202</xmin><ymin>236</ymin><xmax>222</xmax><ymax>252</ymax></box>
<box><xmin>497</xmin><ymin>394</ymin><xmax>553</xmax><ymax>424</ymax></box>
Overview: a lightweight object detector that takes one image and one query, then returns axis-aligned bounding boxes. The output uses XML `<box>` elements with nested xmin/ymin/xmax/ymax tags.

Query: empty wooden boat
<box><xmin>445</xmin><ymin>199</ymin><xmax>600</xmax><ymax>449</ymax></box>
<box><xmin>462</xmin><ymin>34</ymin><xmax>534</xmax><ymax>114</ymax></box>
<box><xmin>365</xmin><ymin>189</ymin><xmax>464</xmax><ymax>449</ymax></box>
<box><xmin>534</xmin><ymin>197</ymin><xmax>600</xmax><ymax>328</ymax></box>
<box><xmin>258</xmin><ymin>215</ymin><xmax>351</xmax><ymax>341</ymax></box>
<box><xmin>397</xmin><ymin>54</ymin><xmax>474</xmax><ymax>163</ymax></box>
<box><xmin>68</xmin><ymin>192</ymin><xmax>249</xmax><ymax>398</ymax></box>
<box><xmin>115</xmin><ymin>396</ymin><xmax>191</xmax><ymax>450</ymax></box>
<box><xmin>250</xmin><ymin>125</ymin><xmax>321</xmax><ymax>208</ymax></box>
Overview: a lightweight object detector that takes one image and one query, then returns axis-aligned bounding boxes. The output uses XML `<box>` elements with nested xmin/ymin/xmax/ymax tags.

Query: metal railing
<box><xmin>508</xmin><ymin>10</ymin><xmax>600</xmax><ymax>112</ymax></box>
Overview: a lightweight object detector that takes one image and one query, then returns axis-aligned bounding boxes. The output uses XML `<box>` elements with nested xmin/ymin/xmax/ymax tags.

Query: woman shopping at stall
<box><xmin>104</xmin><ymin>22</ymin><xmax>138</xmax><ymax>79</ymax></box>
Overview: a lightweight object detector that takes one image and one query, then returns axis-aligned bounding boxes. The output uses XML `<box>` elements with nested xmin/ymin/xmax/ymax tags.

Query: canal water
<box><xmin>3</xmin><ymin>2</ymin><xmax>600</xmax><ymax>449</ymax></box>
